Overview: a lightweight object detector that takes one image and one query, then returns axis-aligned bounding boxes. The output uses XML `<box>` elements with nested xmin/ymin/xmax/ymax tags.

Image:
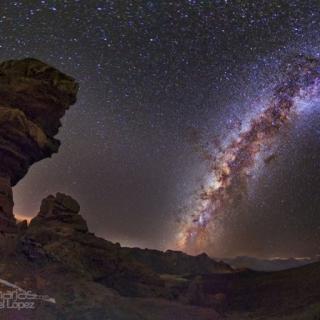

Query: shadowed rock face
<box><xmin>0</xmin><ymin>176</ymin><xmax>15</xmax><ymax>232</ymax></box>
<box><xmin>19</xmin><ymin>193</ymin><xmax>232</xmax><ymax>302</ymax></box>
<box><xmin>0</xmin><ymin>58</ymin><xmax>78</xmax><ymax>232</ymax></box>
<box><xmin>0</xmin><ymin>58</ymin><xmax>78</xmax><ymax>186</ymax></box>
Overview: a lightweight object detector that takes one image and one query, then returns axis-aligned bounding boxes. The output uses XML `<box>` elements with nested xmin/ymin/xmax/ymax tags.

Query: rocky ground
<box><xmin>0</xmin><ymin>193</ymin><xmax>226</xmax><ymax>320</ymax></box>
<box><xmin>0</xmin><ymin>192</ymin><xmax>319</xmax><ymax>319</ymax></box>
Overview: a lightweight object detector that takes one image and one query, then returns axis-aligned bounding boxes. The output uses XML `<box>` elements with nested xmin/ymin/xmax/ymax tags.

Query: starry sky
<box><xmin>2</xmin><ymin>0</ymin><xmax>320</xmax><ymax>258</ymax></box>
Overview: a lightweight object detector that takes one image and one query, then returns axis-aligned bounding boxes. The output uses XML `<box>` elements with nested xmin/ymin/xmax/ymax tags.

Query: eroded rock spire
<box><xmin>0</xmin><ymin>58</ymin><xmax>78</xmax><ymax>233</ymax></box>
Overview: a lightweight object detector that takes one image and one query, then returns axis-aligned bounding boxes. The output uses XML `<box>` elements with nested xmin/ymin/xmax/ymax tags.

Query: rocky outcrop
<box><xmin>21</xmin><ymin>193</ymin><xmax>167</xmax><ymax>298</ymax></box>
<box><xmin>0</xmin><ymin>58</ymin><xmax>78</xmax><ymax>232</ymax></box>
<box><xmin>0</xmin><ymin>58</ymin><xmax>78</xmax><ymax>186</ymax></box>
<box><xmin>29</xmin><ymin>193</ymin><xmax>87</xmax><ymax>233</ymax></box>
<box><xmin>17</xmin><ymin>193</ymin><xmax>232</xmax><ymax>305</ymax></box>
<box><xmin>4</xmin><ymin>192</ymin><xmax>320</xmax><ymax>319</ymax></box>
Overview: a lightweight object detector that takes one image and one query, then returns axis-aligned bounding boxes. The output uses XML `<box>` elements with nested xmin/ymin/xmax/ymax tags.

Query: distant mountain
<box><xmin>201</xmin><ymin>261</ymin><xmax>320</xmax><ymax>318</ymax></box>
<box><xmin>223</xmin><ymin>256</ymin><xmax>319</xmax><ymax>271</ymax></box>
<box><xmin>121</xmin><ymin>248</ymin><xmax>233</xmax><ymax>276</ymax></box>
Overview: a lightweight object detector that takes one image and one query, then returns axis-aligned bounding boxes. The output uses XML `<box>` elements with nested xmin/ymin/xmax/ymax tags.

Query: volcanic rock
<box><xmin>21</xmin><ymin>193</ymin><xmax>167</xmax><ymax>298</ymax></box>
<box><xmin>18</xmin><ymin>192</ymin><xmax>233</xmax><ymax>304</ymax></box>
<box><xmin>0</xmin><ymin>58</ymin><xmax>78</xmax><ymax>185</ymax></box>
<box><xmin>30</xmin><ymin>193</ymin><xmax>87</xmax><ymax>233</ymax></box>
<box><xmin>0</xmin><ymin>58</ymin><xmax>78</xmax><ymax>232</ymax></box>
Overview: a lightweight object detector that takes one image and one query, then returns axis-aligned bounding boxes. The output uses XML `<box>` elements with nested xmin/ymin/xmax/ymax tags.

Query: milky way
<box><xmin>177</xmin><ymin>56</ymin><xmax>320</xmax><ymax>254</ymax></box>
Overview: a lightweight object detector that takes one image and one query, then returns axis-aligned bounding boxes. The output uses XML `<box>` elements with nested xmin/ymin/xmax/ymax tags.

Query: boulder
<box><xmin>22</xmin><ymin>193</ymin><xmax>166</xmax><ymax>298</ymax></box>
<box><xmin>28</xmin><ymin>193</ymin><xmax>88</xmax><ymax>235</ymax></box>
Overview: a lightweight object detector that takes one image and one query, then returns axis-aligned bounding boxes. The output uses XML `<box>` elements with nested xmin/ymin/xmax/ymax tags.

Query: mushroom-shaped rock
<box><xmin>0</xmin><ymin>58</ymin><xmax>78</xmax><ymax>185</ymax></box>
<box><xmin>0</xmin><ymin>58</ymin><xmax>78</xmax><ymax>233</ymax></box>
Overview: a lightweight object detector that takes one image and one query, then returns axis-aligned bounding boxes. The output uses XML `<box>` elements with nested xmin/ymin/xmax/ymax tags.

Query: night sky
<box><xmin>2</xmin><ymin>0</ymin><xmax>320</xmax><ymax>258</ymax></box>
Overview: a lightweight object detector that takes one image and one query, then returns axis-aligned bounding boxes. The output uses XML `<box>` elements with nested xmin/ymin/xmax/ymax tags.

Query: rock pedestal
<box><xmin>0</xmin><ymin>58</ymin><xmax>78</xmax><ymax>233</ymax></box>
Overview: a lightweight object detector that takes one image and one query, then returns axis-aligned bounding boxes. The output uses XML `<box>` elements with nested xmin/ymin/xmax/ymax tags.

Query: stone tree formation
<box><xmin>0</xmin><ymin>58</ymin><xmax>78</xmax><ymax>233</ymax></box>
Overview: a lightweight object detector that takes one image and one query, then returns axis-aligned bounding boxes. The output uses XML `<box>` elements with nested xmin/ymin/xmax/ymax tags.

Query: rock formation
<box><xmin>0</xmin><ymin>58</ymin><xmax>78</xmax><ymax>232</ymax></box>
<box><xmin>0</xmin><ymin>190</ymin><xmax>315</xmax><ymax>319</ymax></box>
<box><xmin>16</xmin><ymin>192</ymin><xmax>232</xmax><ymax>303</ymax></box>
<box><xmin>30</xmin><ymin>192</ymin><xmax>87</xmax><ymax>233</ymax></box>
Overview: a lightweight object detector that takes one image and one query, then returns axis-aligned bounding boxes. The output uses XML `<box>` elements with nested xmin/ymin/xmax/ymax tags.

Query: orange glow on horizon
<box><xmin>14</xmin><ymin>213</ymin><xmax>33</xmax><ymax>223</ymax></box>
